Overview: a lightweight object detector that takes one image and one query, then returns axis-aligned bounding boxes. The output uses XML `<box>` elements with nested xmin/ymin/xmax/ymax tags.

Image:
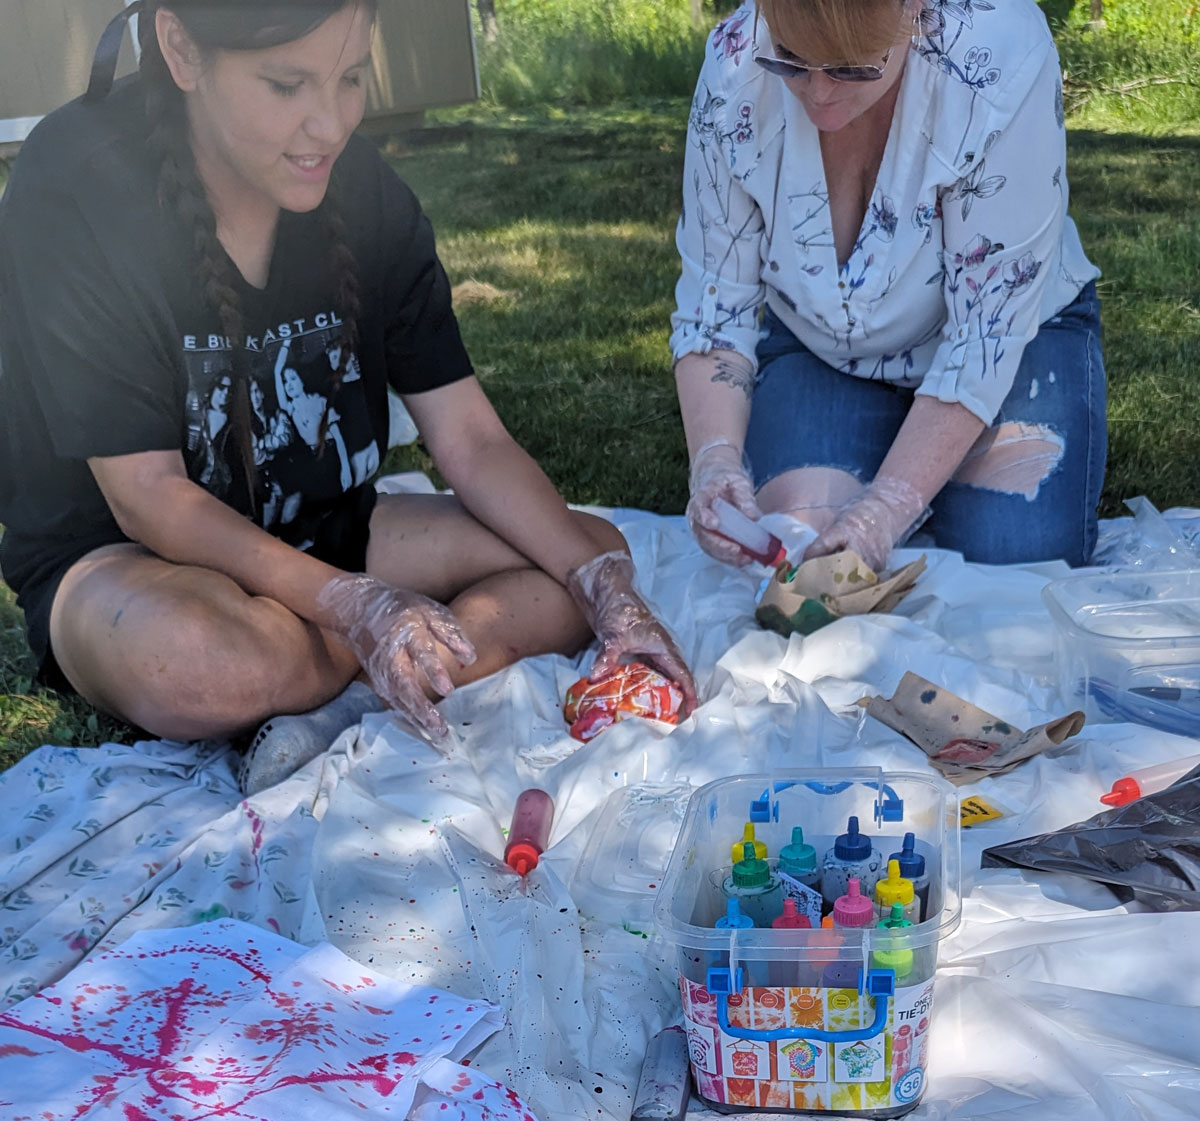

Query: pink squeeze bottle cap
<box><xmin>1100</xmin><ymin>777</ymin><xmax>1141</xmax><ymax>806</ymax></box>
<box><xmin>832</xmin><ymin>878</ymin><xmax>875</xmax><ymax>928</ymax></box>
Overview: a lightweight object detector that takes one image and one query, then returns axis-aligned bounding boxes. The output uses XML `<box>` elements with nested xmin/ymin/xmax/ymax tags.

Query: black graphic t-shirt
<box><xmin>0</xmin><ymin>77</ymin><xmax>474</xmax><ymax>633</ymax></box>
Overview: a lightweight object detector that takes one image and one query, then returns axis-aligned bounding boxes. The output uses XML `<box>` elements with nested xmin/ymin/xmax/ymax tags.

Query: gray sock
<box><xmin>238</xmin><ymin>681</ymin><xmax>385</xmax><ymax>796</ymax></box>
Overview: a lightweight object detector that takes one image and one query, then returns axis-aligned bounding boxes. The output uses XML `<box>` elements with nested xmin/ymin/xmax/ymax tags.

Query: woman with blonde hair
<box><xmin>674</xmin><ymin>0</ymin><xmax>1105</xmax><ymax>571</ymax></box>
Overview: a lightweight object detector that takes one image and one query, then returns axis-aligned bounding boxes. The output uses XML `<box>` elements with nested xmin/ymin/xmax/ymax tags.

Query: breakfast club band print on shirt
<box><xmin>182</xmin><ymin>313</ymin><xmax>380</xmax><ymax>531</ymax></box>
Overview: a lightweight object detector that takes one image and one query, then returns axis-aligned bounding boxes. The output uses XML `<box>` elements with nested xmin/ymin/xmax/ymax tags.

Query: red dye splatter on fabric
<box><xmin>0</xmin><ymin>923</ymin><xmax>536</xmax><ymax>1120</ymax></box>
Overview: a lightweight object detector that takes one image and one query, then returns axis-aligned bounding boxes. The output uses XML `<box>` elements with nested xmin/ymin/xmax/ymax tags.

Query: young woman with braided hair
<box><xmin>0</xmin><ymin>0</ymin><xmax>696</xmax><ymax>792</ymax></box>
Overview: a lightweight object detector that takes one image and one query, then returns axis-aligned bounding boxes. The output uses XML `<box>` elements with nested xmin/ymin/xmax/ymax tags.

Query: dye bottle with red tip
<box><xmin>711</xmin><ymin>497</ymin><xmax>786</xmax><ymax>567</ymax></box>
<box><xmin>771</xmin><ymin>899</ymin><xmax>812</xmax><ymax>929</ymax></box>
<box><xmin>504</xmin><ymin>788</ymin><xmax>554</xmax><ymax>876</ymax></box>
<box><xmin>1100</xmin><ymin>753</ymin><xmax>1200</xmax><ymax>806</ymax></box>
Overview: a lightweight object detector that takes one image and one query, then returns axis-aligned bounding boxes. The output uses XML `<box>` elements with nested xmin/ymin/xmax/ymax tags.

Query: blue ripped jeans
<box><xmin>744</xmin><ymin>282</ymin><xmax>1108</xmax><ymax>566</ymax></box>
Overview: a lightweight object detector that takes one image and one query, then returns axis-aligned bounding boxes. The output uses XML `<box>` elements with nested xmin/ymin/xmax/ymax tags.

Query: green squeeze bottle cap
<box><xmin>731</xmin><ymin>842</ymin><xmax>772</xmax><ymax>889</ymax></box>
<box><xmin>731</xmin><ymin>822</ymin><xmax>767</xmax><ymax>864</ymax></box>
<box><xmin>873</xmin><ymin>938</ymin><xmax>914</xmax><ymax>980</ymax></box>
<box><xmin>879</xmin><ymin>902</ymin><xmax>914</xmax><ymax>930</ymax></box>
<box><xmin>778</xmin><ymin>826</ymin><xmax>816</xmax><ymax>876</ymax></box>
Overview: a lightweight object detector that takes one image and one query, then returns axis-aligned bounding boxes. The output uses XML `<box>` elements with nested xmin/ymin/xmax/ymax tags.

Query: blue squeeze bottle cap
<box><xmin>833</xmin><ymin>815</ymin><xmax>871</xmax><ymax>862</ymax></box>
<box><xmin>889</xmin><ymin>831</ymin><xmax>926</xmax><ymax>878</ymax></box>
<box><xmin>715</xmin><ymin>898</ymin><xmax>755</xmax><ymax>929</ymax></box>
<box><xmin>779</xmin><ymin>826</ymin><xmax>816</xmax><ymax>875</ymax></box>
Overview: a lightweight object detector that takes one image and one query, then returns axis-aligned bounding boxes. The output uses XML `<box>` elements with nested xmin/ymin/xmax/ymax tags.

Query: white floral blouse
<box><xmin>669</xmin><ymin>0</ymin><xmax>1100</xmax><ymax>424</ymax></box>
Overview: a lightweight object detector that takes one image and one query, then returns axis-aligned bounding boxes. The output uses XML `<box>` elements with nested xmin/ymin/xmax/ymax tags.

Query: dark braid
<box><xmin>316</xmin><ymin>174</ymin><xmax>362</xmax><ymax>447</ymax></box>
<box><xmin>140</xmin><ymin>8</ymin><xmax>257</xmax><ymax>510</ymax></box>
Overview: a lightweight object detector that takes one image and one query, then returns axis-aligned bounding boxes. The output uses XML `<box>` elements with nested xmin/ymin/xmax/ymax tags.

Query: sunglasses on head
<box><xmin>753</xmin><ymin>44</ymin><xmax>894</xmax><ymax>83</ymax></box>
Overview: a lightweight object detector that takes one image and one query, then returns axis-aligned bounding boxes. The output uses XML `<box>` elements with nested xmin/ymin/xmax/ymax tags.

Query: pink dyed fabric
<box><xmin>0</xmin><ymin>919</ymin><xmax>537</xmax><ymax>1121</ymax></box>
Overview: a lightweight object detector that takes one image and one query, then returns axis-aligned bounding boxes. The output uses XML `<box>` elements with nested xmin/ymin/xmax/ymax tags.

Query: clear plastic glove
<box><xmin>802</xmin><ymin>476</ymin><xmax>928</xmax><ymax>574</ymax></box>
<box><xmin>317</xmin><ymin>573</ymin><xmax>477</xmax><ymax>741</ymax></box>
<box><xmin>686</xmin><ymin>440</ymin><xmax>762</xmax><ymax>567</ymax></box>
<box><xmin>566</xmin><ymin>550</ymin><xmax>699</xmax><ymax>717</ymax></box>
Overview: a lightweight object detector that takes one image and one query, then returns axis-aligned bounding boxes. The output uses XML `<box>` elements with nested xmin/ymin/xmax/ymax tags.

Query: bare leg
<box><xmin>48</xmin><ymin>495</ymin><xmax>626</xmax><ymax>740</ymax></box>
<box><xmin>49</xmin><ymin>543</ymin><xmax>360</xmax><ymax>741</ymax></box>
<box><xmin>756</xmin><ymin>466</ymin><xmax>864</xmax><ymax>534</ymax></box>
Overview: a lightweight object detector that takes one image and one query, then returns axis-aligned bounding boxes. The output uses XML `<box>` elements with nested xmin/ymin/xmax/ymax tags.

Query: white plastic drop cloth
<box><xmin>2</xmin><ymin>492</ymin><xmax>1199</xmax><ymax>1120</ymax></box>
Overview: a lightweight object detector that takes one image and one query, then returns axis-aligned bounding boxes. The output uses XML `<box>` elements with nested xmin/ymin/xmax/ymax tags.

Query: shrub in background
<box><xmin>1065</xmin><ymin>0</ymin><xmax>1198</xmax><ymax>42</ymax></box>
<box><xmin>473</xmin><ymin>0</ymin><xmax>1200</xmax><ymax>118</ymax></box>
<box><xmin>475</xmin><ymin>0</ymin><xmax>710</xmax><ymax>106</ymax></box>
<box><xmin>1054</xmin><ymin>0</ymin><xmax>1200</xmax><ymax>128</ymax></box>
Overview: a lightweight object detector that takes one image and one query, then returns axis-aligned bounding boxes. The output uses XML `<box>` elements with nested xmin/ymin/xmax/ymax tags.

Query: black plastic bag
<box><xmin>980</xmin><ymin>764</ymin><xmax>1200</xmax><ymax>911</ymax></box>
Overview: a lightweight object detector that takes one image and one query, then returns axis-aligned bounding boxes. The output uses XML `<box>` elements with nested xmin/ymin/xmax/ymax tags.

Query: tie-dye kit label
<box><xmin>680</xmin><ymin>975</ymin><xmax>935</xmax><ymax>1113</ymax></box>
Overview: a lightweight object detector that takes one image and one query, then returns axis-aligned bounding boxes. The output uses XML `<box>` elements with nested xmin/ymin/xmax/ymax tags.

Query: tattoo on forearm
<box><xmin>710</xmin><ymin>358</ymin><xmax>757</xmax><ymax>400</ymax></box>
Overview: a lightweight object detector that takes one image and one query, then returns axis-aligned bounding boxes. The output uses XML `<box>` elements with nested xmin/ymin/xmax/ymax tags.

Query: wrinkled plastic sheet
<box><xmin>3</xmin><ymin>497</ymin><xmax>1200</xmax><ymax>1120</ymax></box>
<box><xmin>981</xmin><ymin>765</ymin><xmax>1200</xmax><ymax>911</ymax></box>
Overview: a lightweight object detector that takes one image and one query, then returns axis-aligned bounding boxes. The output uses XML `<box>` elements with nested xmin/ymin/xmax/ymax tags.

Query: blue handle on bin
<box><xmin>705</xmin><ymin>967</ymin><xmax>895</xmax><ymax>1042</ymax></box>
<box><xmin>748</xmin><ymin>781</ymin><xmax>904</xmax><ymax>824</ymax></box>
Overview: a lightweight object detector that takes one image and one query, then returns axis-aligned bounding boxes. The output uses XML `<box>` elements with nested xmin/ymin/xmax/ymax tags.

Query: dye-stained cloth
<box><xmin>670</xmin><ymin>0</ymin><xmax>1100</xmax><ymax>424</ymax></box>
<box><xmin>0</xmin><ymin>918</ymin><xmax>535</xmax><ymax>1121</ymax></box>
<box><xmin>3</xmin><ymin>487</ymin><xmax>1200</xmax><ymax>1120</ymax></box>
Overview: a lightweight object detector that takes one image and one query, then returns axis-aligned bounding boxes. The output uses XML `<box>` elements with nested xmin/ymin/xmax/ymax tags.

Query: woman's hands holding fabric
<box><xmin>687</xmin><ymin>440</ymin><xmax>762</xmax><ymax>567</ymax></box>
<box><xmin>566</xmin><ymin>550</ymin><xmax>699</xmax><ymax>717</ymax></box>
<box><xmin>317</xmin><ymin>574</ymin><xmax>477</xmax><ymax>741</ymax></box>
<box><xmin>802</xmin><ymin>476</ymin><xmax>927</xmax><ymax>574</ymax></box>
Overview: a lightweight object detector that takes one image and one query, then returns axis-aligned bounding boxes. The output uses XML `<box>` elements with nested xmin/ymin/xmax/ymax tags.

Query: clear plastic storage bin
<box><xmin>654</xmin><ymin>769</ymin><xmax>960</xmax><ymax>1117</ymax></box>
<box><xmin>572</xmin><ymin>782</ymin><xmax>694</xmax><ymax>931</ymax></box>
<box><xmin>1043</xmin><ymin>569</ymin><xmax>1200</xmax><ymax>736</ymax></box>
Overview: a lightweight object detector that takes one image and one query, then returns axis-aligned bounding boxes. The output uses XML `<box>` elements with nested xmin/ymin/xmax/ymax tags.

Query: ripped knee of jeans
<box><xmin>757</xmin><ymin>466</ymin><xmax>865</xmax><ymax>518</ymax></box>
<box><xmin>951</xmin><ymin>421</ymin><xmax>1065</xmax><ymax>501</ymax></box>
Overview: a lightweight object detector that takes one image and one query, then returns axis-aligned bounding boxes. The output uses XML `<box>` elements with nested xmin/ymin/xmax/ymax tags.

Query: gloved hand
<box><xmin>802</xmin><ymin>475</ymin><xmax>928</xmax><ymax>574</ymax></box>
<box><xmin>566</xmin><ymin>550</ymin><xmax>699</xmax><ymax>717</ymax></box>
<box><xmin>317</xmin><ymin>573</ymin><xmax>477</xmax><ymax>741</ymax></box>
<box><xmin>686</xmin><ymin>439</ymin><xmax>762</xmax><ymax>567</ymax></box>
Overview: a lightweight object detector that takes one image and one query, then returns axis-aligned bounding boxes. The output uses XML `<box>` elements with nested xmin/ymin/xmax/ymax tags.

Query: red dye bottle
<box><xmin>504</xmin><ymin>789</ymin><xmax>555</xmax><ymax>876</ymax></box>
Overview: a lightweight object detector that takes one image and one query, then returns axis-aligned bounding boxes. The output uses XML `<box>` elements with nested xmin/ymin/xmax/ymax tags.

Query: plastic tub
<box><xmin>572</xmin><ymin>782</ymin><xmax>693</xmax><ymax>932</ymax></box>
<box><xmin>654</xmin><ymin>769</ymin><xmax>960</xmax><ymax>1116</ymax></box>
<box><xmin>1043</xmin><ymin>569</ymin><xmax>1200</xmax><ymax>736</ymax></box>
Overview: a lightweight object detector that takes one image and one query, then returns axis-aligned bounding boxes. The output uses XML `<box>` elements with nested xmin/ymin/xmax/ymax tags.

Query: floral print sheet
<box><xmin>0</xmin><ymin>918</ymin><xmax>536</xmax><ymax>1120</ymax></box>
<box><xmin>0</xmin><ymin>738</ymin><xmax>327</xmax><ymax>1011</ymax></box>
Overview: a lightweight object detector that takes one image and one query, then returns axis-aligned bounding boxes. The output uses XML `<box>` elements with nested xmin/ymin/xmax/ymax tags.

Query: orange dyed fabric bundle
<box><xmin>563</xmin><ymin>662</ymin><xmax>684</xmax><ymax>742</ymax></box>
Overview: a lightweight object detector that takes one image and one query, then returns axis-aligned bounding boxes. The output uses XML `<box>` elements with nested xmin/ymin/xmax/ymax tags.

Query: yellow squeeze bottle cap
<box><xmin>874</xmin><ymin>858</ymin><xmax>914</xmax><ymax>907</ymax></box>
<box><xmin>731</xmin><ymin>822</ymin><xmax>767</xmax><ymax>864</ymax></box>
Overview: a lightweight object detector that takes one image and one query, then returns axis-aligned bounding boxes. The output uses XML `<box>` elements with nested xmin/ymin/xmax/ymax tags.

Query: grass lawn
<box><xmin>2</xmin><ymin>96</ymin><xmax>1199</xmax><ymax>767</ymax></box>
